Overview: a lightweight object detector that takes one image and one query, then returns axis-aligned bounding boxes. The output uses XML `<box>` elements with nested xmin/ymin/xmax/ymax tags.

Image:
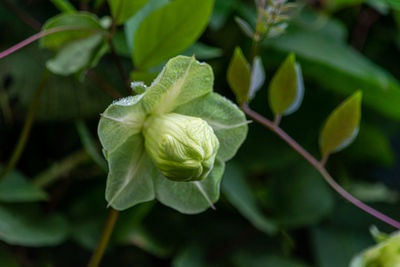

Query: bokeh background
<box><xmin>1</xmin><ymin>0</ymin><xmax>400</xmax><ymax>266</ymax></box>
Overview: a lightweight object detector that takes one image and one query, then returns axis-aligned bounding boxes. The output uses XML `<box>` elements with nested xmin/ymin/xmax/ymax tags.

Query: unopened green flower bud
<box><xmin>351</xmin><ymin>232</ymin><xmax>400</xmax><ymax>267</ymax></box>
<box><xmin>143</xmin><ymin>113</ymin><xmax>219</xmax><ymax>182</ymax></box>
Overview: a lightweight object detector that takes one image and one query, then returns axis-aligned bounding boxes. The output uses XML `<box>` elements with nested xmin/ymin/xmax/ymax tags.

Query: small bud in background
<box><xmin>143</xmin><ymin>113</ymin><xmax>219</xmax><ymax>182</ymax></box>
<box><xmin>350</xmin><ymin>231</ymin><xmax>400</xmax><ymax>267</ymax></box>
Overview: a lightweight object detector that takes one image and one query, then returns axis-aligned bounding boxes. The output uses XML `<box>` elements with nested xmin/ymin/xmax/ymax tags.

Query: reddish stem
<box><xmin>241</xmin><ymin>103</ymin><xmax>400</xmax><ymax>229</ymax></box>
<box><xmin>0</xmin><ymin>26</ymin><xmax>98</xmax><ymax>59</ymax></box>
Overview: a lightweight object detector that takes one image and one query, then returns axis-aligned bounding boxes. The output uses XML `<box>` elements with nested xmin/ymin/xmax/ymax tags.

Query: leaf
<box><xmin>0</xmin><ymin>168</ymin><xmax>47</xmax><ymax>203</ymax></box>
<box><xmin>0</xmin><ymin>247</ymin><xmax>19</xmax><ymax>267</ymax></box>
<box><xmin>105</xmin><ymin>134</ymin><xmax>156</xmax><ymax>210</ymax></box>
<box><xmin>235</xmin><ymin>16</ymin><xmax>254</xmax><ymax>38</ymax></box>
<box><xmin>40</xmin><ymin>13</ymin><xmax>105</xmax><ymax>50</ymax></box>
<box><xmin>124</xmin><ymin>0</ymin><xmax>169</xmax><ymax>51</ymax></box>
<box><xmin>172</xmin><ymin>245</ymin><xmax>206</xmax><ymax>267</ymax></box>
<box><xmin>50</xmin><ymin>0</ymin><xmax>76</xmax><ymax>13</ymax></box>
<box><xmin>182</xmin><ymin>42</ymin><xmax>223</xmax><ymax>60</ymax></box>
<box><xmin>320</xmin><ymin>91</ymin><xmax>362</xmax><ymax>157</ymax></box>
<box><xmin>154</xmin><ymin>160</ymin><xmax>225</xmax><ymax>214</ymax></box>
<box><xmin>107</xmin><ymin>0</ymin><xmax>149</xmax><ymax>25</ymax></box>
<box><xmin>311</xmin><ymin>225</ymin><xmax>373</xmax><ymax>267</ymax></box>
<box><xmin>264</xmin><ymin>22</ymin><xmax>400</xmax><ymax>120</ymax></box>
<box><xmin>233</xmin><ymin>252</ymin><xmax>311</xmax><ymax>267</ymax></box>
<box><xmin>269</xmin><ymin>163</ymin><xmax>334</xmax><ymax>228</ymax></box>
<box><xmin>133</xmin><ymin>0</ymin><xmax>214</xmax><ymax>69</ymax></box>
<box><xmin>46</xmin><ymin>34</ymin><xmax>106</xmax><ymax>76</ymax></box>
<box><xmin>227</xmin><ymin>46</ymin><xmax>251</xmax><ymax>104</ymax></box>
<box><xmin>75</xmin><ymin>120</ymin><xmax>108</xmax><ymax>171</ymax></box>
<box><xmin>269</xmin><ymin>53</ymin><xmax>304</xmax><ymax>115</ymax></box>
<box><xmin>0</xmin><ymin>204</ymin><xmax>68</xmax><ymax>246</ymax></box>
<box><xmin>222</xmin><ymin>162</ymin><xmax>277</xmax><ymax>235</ymax></box>
<box><xmin>141</xmin><ymin>56</ymin><xmax>213</xmax><ymax>114</ymax></box>
<box><xmin>249</xmin><ymin>56</ymin><xmax>266</xmax><ymax>100</ymax></box>
<box><xmin>0</xmin><ymin>45</ymin><xmax>114</xmax><ymax>121</ymax></box>
<box><xmin>174</xmin><ymin>93</ymin><xmax>248</xmax><ymax>161</ymax></box>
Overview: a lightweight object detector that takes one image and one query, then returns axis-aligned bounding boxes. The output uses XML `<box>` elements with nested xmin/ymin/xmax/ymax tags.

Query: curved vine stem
<box><xmin>88</xmin><ymin>208</ymin><xmax>120</xmax><ymax>267</ymax></box>
<box><xmin>241</xmin><ymin>103</ymin><xmax>400</xmax><ymax>229</ymax></box>
<box><xmin>0</xmin><ymin>26</ymin><xmax>100</xmax><ymax>59</ymax></box>
<box><xmin>0</xmin><ymin>70</ymin><xmax>51</xmax><ymax>180</ymax></box>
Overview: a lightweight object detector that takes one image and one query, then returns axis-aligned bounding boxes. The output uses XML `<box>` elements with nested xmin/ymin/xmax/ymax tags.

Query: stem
<box><xmin>241</xmin><ymin>103</ymin><xmax>400</xmax><ymax>229</ymax></box>
<box><xmin>108</xmin><ymin>39</ymin><xmax>131</xmax><ymax>94</ymax></box>
<box><xmin>87</xmin><ymin>70</ymin><xmax>122</xmax><ymax>99</ymax></box>
<box><xmin>32</xmin><ymin>150</ymin><xmax>89</xmax><ymax>188</ymax></box>
<box><xmin>88</xmin><ymin>208</ymin><xmax>119</xmax><ymax>267</ymax></box>
<box><xmin>0</xmin><ymin>26</ymin><xmax>100</xmax><ymax>59</ymax></box>
<box><xmin>0</xmin><ymin>70</ymin><xmax>50</xmax><ymax>180</ymax></box>
<box><xmin>1</xmin><ymin>0</ymin><xmax>42</xmax><ymax>31</ymax></box>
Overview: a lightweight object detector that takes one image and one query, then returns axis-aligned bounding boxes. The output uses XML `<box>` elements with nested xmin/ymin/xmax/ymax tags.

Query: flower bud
<box><xmin>352</xmin><ymin>232</ymin><xmax>400</xmax><ymax>267</ymax></box>
<box><xmin>143</xmin><ymin>113</ymin><xmax>219</xmax><ymax>182</ymax></box>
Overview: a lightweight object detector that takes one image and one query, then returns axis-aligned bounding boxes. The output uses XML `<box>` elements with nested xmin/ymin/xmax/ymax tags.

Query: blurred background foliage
<box><xmin>1</xmin><ymin>0</ymin><xmax>400</xmax><ymax>266</ymax></box>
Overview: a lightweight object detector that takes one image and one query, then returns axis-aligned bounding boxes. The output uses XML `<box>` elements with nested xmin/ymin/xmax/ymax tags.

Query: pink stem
<box><xmin>242</xmin><ymin>103</ymin><xmax>400</xmax><ymax>229</ymax></box>
<box><xmin>0</xmin><ymin>26</ymin><xmax>97</xmax><ymax>59</ymax></box>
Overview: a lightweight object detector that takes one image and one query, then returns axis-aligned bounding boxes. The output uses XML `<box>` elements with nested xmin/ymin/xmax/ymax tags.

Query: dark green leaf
<box><xmin>265</xmin><ymin>23</ymin><xmax>400</xmax><ymax>120</ymax></box>
<box><xmin>133</xmin><ymin>0</ymin><xmax>214</xmax><ymax>69</ymax></box>
<box><xmin>107</xmin><ymin>0</ymin><xmax>149</xmax><ymax>25</ymax></box>
<box><xmin>0</xmin><ymin>204</ymin><xmax>68</xmax><ymax>246</ymax></box>
<box><xmin>227</xmin><ymin>46</ymin><xmax>251</xmax><ymax>104</ymax></box>
<box><xmin>0</xmin><ymin>168</ymin><xmax>47</xmax><ymax>203</ymax></box>
<box><xmin>50</xmin><ymin>0</ymin><xmax>76</xmax><ymax>13</ymax></box>
<box><xmin>320</xmin><ymin>91</ymin><xmax>362</xmax><ymax>157</ymax></box>
<box><xmin>222</xmin><ymin>162</ymin><xmax>277</xmax><ymax>235</ymax></box>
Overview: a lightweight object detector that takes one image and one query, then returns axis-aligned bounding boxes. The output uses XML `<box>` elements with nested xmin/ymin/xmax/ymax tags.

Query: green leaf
<box><xmin>311</xmin><ymin>225</ymin><xmax>373</xmax><ymax>267</ymax></box>
<box><xmin>320</xmin><ymin>91</ymin><xmax>362</xmax><ymax>157</ymax></box>
<box><xmin>174</xmin><ymin>92</ymin><xmax>248</xmax><ymax>162</ymax></box>
<box><xmin>133</xmin><ymin>0</ymin><xmax>214</xmax><ymax>69</ymax></box>
<box><xmin>0</xmin><ymin>45</ymin><xmax>114</xmax><ymax>121</ymax></box>
<box><xmin>75</xmin><ymin>120</ymin><xmax>108</xmax><ymax>171</ymax></box>
<box><xmin>0</xmin><ymin>168</ymin><xmax>47</xmax><ymax>203</ymax></box>
<box><xmin>233</xmin><ymin>252</ymin><xmax>311</xmax><ymax>267</ymax></box>
<box><xmin>105</xmin><ymin>134</ymin><xmax>156</xmax><ymax>210</ymax></box>
<box><xmin>222</xmin><ymin>162</ymin><xmax>277</xmax><ymax>235</ymax></box>
<box><xmin>124</xmin><ymin>0</ymin><xmax>169</xmax><ymax>51</ymax></box>
<box><xmin>269</xmin><ymin>163</ymin><xmax>334</xmax><ymax>228</ymax></box>
<box><xmin>107</xmin><ymin>0</ymin><xmax>149</xmax><ymax>25</ymax></box>
<box><xmin>182</xmin><ymin>42</ymin><xmax>223</xmax><ymax>60</ymax></box>
<box><xmin>227</xmin><ymin>47</ymin><xmax>251</xmax><ymax>104</ymax></box>
<box><xmin>264</xmin><ymin>22</ymin><xmax>400</xmax><ymax>120</ymax></box>
<box><xmin>154</xmin><ymin>160</ymin><xmax>225</xmax><ymax>214</ymax></box>
<box><xmin>141</xmin><ymin>56</ymin><xmax>213</xmax><ymax>114</ymax></box>
<box><xmin>0</xmin><ymin>247</ymin><xmax>19</xmax><ymax>267</ymax></box>
<box><xmin>40</xmin><ymin>12</ymin><xmax>105</xmax><ymax>50</ymax></box>
<box><xmin>269</xmin><ymin>53</ymin><xmax>304</xmax><ymax>116</ymax></box>
<box><xmin>50</xmin><ymin>0</ymin><xmax>76</xmax><ymax>13</ymax></box>
<box><xmin>0</xmin><ymin>204</ymin><xmax>68</xmax><ymax>246</ymax></box>
<box><xmin>249</xmin><ymin>56</ymin><xmax>266</xmax><ymax>100</ymax></box>
<box><xmin>46</xmin><ymin>34</ymin><xmax>106</xmax><ymax>76</ymax></box>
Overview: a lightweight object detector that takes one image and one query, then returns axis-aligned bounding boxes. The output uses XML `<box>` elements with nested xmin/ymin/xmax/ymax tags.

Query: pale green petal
<box><xmin>154</xmin><ymin>160</ymin><xmax>225</xmax><ymax>214</ymax></box>
<box><xmin>141</xmin><ymin>56</ymin><xmax>213</xmax><ymax>114</ymax></box>
<box><xmin>98</xmin><ymin>95</ymin><xmax>146</xmax><ymax>154</ymax></box>
<box><xmin>106</xmin><ymin>134</ymin><xmax>155</xmax><ymax>210</ymax></box>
